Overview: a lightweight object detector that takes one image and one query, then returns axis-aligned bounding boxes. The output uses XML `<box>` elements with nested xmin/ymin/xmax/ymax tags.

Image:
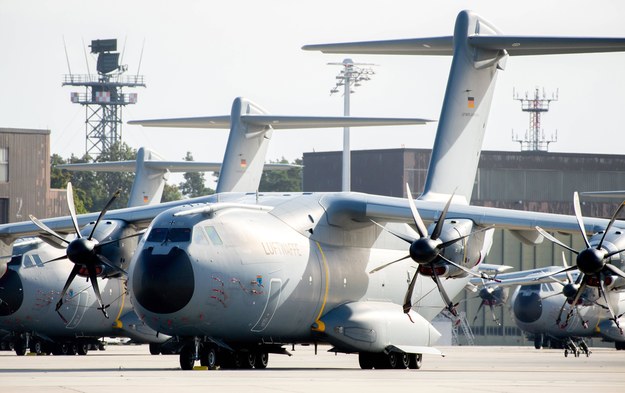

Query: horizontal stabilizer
<box><xmin>302</xmin><ymin>36</ymin><xmax>454</xmax><ymax>55</ymax></box>
<box><xmin>130</xmin><ymin>115</ymin><xmax>433</xmax><ymax>129</ymax></box>
<box><xmin>579</xmin><ymin>190</ymin><xmax>625</xmax><ymax>199</ymax></box>
<box><xmin>470</xmin><ymin>36</ymin><xmax>625</xmax><ymax>55</ymax></box>
<box><xmin>303</xmin><ymin>36</ymin><xmax>625</xmax><ymax>57</ymax></box>
<box><xmin>57</xmin><ymin>161</ymin><xmax>299</xmax><ymax>173</ymax></box>
<box><xmin>128</xmin><ymin>116</ymin><xmax>231</xmax><ymax>128</ymax></box>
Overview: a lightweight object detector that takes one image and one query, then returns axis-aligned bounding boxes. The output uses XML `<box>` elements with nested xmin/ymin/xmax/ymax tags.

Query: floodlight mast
<box><xmin>329</xmin><ymin>59</ymin><xmax>376</xmax><ymax>191</ymax></box>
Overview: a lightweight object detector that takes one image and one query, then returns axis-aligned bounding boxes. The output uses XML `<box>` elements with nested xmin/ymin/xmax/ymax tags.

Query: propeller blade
<box><xmin>439</xmin><ymin>225</ymin><xmax>494</xmax><ymax>249</ymax></box>
<box><xmin>55</xmin><ymin>264</ymin><xmax>81</xmax><ymax>312</ymax></box>
<box><xmin>405</xmin><ymin>183</ymin><xmax>428</xmax><ymax>238</ymax></box>
<box><xmin>604</xmin><ymin>263</ymin><xmax>625</xmax><ymax>280</ymax></box>
<box><xmin>28</xmin><ymin>215</ymin><xmax>70</xmax><ymax>245</ymax></box>
<box><xmin>370</xmin><ymin>219</ymin><xmax>416</xmax><ymax>244</ymax></box>
<box><xmin>488</xmin><ymin>304</ymin><xmax>501</xmax><ymax>326</ymax></box>
<box><xmin>432</xmin><ymin>269</ymin><xmax>457</xmax><ymax>316</ymax></box>
<box><xmin>535</xmin><ymin>265</ymin><xmax>579</xmax><ymax>281</ymax></box>
<box><xmin>402</xmin><ymin>270</ymin><xmax>419</xmax><ymax>313</ymax></box>
<box><xmin>597</xmin><ymin>200</ymin><xmax>625</xmax><ymax>250</ymax></box>
<box><xmin>439</xmin><ymin>255</ymin><xmax>500</xmax><ymax>282</ymax></box>
<box><xmin>96</xmin><ymin>254</ymin><xmax>127</xmax><ymax>276</ymax></box>
<box><xmin>369</xmin><ymin>254</ymin><xmax>411</xmax><ymax>274</ymax></box>
<box><xmin>42</xmin><ymin>254</ymin><xmax>69</xmax><ymax>265</ymax></box>
<box><xmin>87</xmin><ymin>263</ymin><xmax>109</xmax><ymax>319</ymax></box>
<box><xmin>605</xmin><ymin>247</ymin><xmax>625</xmax><ymax>259</ymax></box>
<box><xmin>561</xmin><ymin>252</ymin><xmax>574</xmax><ymax>284</ymax></box>
<box><xmin>598</xmin><ymin>271</ymin><xmax>621</xmax><ymax>333</ymax></box>
<box><xmin>560</xmin><ymin>280</ymin><xmax>587</xmax><ymax>328</ymax></box>
<box><xmin>431</xmin><ymin>193</ymin><xmax>454</xmax><ymax>241</ymax></box>
<box><xmin>38</xmin><ymin>234</ymin><xmax>68</xmax><ymax>249</ymax></box>
<box><xmin>572</xmin><ymin>192</ymin><xmax>591</xmax><ymax>249</ymax></box>
<box><xmin>88</xmin><ymin>188</ymin><xmax>121</xmax><ymax>240</ymax></box>
<box><xmin>535</xmin><ymin>226</ymin><xmax>579</xmax><ymax>254</ymax></box>
<box><xmin>555</xmin><ymin>297</ymin><xmax>569</xmax><ymax>326</ymax></box>
<box><xmin>94</xmin><ymin>229</ymin><xmax>147</xmax><ymax>248</ymax></box>
<box><xmin>472</xmin><ymin>302</ymin><xmax>484</xmax><ymax>324</ymax></box>
<box><xmin>66</xmin><ymin>182</ymin><xmax>82</xmax><ymax>239</ymax></box>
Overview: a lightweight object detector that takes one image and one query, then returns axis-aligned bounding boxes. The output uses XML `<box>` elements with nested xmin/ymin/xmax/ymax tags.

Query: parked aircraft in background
<box><xmin>0</xmin><ymin>98</ymin><xmax>428</xmax><ymax>356</ymax></box>
<box><xmin>1</xmin><ymin>11</ymin><xmax>625</xmax><ymax>369</ymax></box>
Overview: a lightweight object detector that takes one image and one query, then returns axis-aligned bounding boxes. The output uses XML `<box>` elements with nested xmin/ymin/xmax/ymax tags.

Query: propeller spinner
<box><xmin>370</xmin><ymin>183</ymin><xmax>496</xmax><ymax>316</ymax></box>
<box><xmin>535</xmin><ymin>192</ymin><xmax>625</xmax><ymax>333</ymax></box>
<box><xmin>28</xmin><ymin>182</ymin><xmax>136</xmax><ymax>321</ymax></box>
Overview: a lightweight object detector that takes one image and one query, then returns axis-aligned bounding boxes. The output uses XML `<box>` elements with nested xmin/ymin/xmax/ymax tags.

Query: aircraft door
<box><xmin>251</xmin><ymin>278</ymin><xmax>282</xmax><ymax>332</ymax></box>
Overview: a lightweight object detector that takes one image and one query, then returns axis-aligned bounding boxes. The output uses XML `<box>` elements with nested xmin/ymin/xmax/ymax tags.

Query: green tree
<box><xmin>178</xmin><ymin>151</ymin><xmax>215</xmax><ymax>198</ymax></box>
<box><xmin>161</xmin><ymin>183</ymin><xmax>183</xmax><ymax>202</ymax></box>
<box><xmin>259</xmin><ymin>157</ymin><xmax>302</xmax><ymax>192</ymax></box>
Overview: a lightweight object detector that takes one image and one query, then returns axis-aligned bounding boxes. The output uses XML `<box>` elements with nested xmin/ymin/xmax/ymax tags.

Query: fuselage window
<box><xmin>204</xmin><ymin>226</ymin><xmax>223</xmax><ymax>245</ymax></box>
<box><xmin>146</xmin><ymin>227</ymin><xmax>192</xmax><ymax>243</ymax></box>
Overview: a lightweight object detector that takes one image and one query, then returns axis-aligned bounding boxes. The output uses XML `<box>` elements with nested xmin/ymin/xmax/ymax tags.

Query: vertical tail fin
<box><xmin>303</xmin><ymin>9</ymin><xmax>625</xmax><ymax>204</ymax></box>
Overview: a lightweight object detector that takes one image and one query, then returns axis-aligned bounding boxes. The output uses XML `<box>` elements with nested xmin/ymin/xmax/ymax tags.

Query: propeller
<box><xmin>28</xmin><ymin>182</ymin><xmax>139</xmax><ymax>321</ymax></box>
<box><xmin>471</xmin><ymin>285</ymin><xmax>508</xmax><ymax>326</ymax></box>
<box><xmin>535</xmin><ymin>192</ymin><xmax>625</xmax><ymax>333</ymax></box>
<box><xmin>370</xmin><ymin>183</ymin><xmax>496</xmax><ymax>316</ymax></box>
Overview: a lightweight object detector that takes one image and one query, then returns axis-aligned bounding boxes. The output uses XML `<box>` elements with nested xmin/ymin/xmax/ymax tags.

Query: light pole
<box><xmin>329</xmin><ymin>59</ymin><xmax>375</xmax><ymax>191</ymax></box>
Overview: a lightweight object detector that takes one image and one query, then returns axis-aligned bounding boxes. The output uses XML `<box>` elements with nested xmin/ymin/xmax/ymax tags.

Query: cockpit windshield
<box><xmin>147</xmin><ymin>228</ymin><xmax>192</xmax><ymax>243</ymax></box>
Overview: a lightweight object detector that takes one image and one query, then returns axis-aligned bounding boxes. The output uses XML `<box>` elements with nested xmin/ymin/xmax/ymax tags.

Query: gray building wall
<box><xmin>303</xmin><ymin>148</ymin><xmax>625</xmax><ymax>347</ymax></box>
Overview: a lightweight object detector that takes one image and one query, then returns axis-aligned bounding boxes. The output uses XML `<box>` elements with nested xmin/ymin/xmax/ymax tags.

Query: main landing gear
<box><xmin>179</xmin><ymin>340</ymin><xmax>269</xmax><ymax>370</ymax></box>
<box><xmin>563</xmin><ymin>338</ymin><xmax>590</xmax><ymax>358</ymax></box>
<box><xmin>358</xmin><ymin>351</ymin><xmax>422</xmax><ymax>370</ymax></box>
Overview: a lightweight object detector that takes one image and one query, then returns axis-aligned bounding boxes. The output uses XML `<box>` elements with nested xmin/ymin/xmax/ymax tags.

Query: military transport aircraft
<box><xmin>2</xmin><ymin>10</ymin><xmax>625</xmax><ymax>370</ymax></box>
<box><xmin>0</xmin><ymin>98</ymin><xmax>429</xmax><ymax>356</ymax></box>
<box><xmin>124</xmin><ymin>10</ymin><xmax>625</xmax><ymax>370</ymax></box>
<box><xmin>474</xmin><ymin>194</ymin><xmax>625</xmax><ymax>358</ymax></box>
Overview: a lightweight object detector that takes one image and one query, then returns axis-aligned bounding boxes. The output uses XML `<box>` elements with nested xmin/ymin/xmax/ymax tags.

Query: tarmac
<box><xmin>1</xmin><ymin>344</ymin><xmax>624</xmax><ymax>393</ymax></box>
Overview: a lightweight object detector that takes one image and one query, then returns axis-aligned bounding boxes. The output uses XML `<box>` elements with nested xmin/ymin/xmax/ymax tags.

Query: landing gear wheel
<box><xmin>358</xmin><ymin>352</ymin><xmax>375</xmax><ymax>369</ymax></box>
<box><xmin>408</xmin><ymin>353</ymin><xmax>422</xmax><ymax>369</ymax></box>
<box><xmin>32</xmin><ymin>341</ymin><xmax>43</xmax><ymax>355</ymax></box>
<box><xmin>254</xmin><ymin>352</ymin><xmax>269</xmax><ymax>369</ymax></box>
<box><xmin>199</xmin><ymin>345</ymin><xmax>218</xmax><ymax>370</ymax></box>
<box><xmin>564</xmin><ymin>349</ymin><xmax>568</xmax><ymax>357</ymax></box>
<box><xmin>534</xmin><ymin>334</ymin><xmax>543</xmax><ymax>349</ymax></box>
<box><xmin>387</xmin><ymin>352</ymin><xmax>402</xmax><ymax>369</ymax></box>
<box><xmin>149</xmin><ymin>343</ymin><xmax>161</xmax><ymax>355</ymax></box>
<box><xmin>14</xmin><ymin>345</ymin><xmax>26</xmax><ymax>356</ymax></box>
<box><xmin>240</xmin><ymin>352</ymin><xmax>256</xmax><ymax>369</ymax></box>
<box><xmin>179</xmin><ymin>344</ymin><xmax>196</xmax><ymax>370</ymax></box>
<box><xmin>77</xmin><ymin>343</ymin><xmax>89</xmax><ymax>356</ymax></box>
<box><xmin>399</xmin><ymin>353</ymin><xmax>410</xmax><ymax>369</ymax></box>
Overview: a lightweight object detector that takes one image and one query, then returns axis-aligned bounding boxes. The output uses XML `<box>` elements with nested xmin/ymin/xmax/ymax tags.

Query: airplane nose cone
<box><xmin>132</xmin><ymin>247</ymin><xmax>195</xmax><ymax>314</ymax></box>
<box><xmin>513</xmin><ymin>292</ymin><xmax>542</xmax><ymax>323</ymax></box>
<box><xmin>0</xmin><ymin>261</ymin><xmax>24</xmax><ymax>316</ymax></box>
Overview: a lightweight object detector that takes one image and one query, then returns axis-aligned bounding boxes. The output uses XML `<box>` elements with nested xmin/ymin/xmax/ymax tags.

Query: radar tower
<box><xmin>512</xmin><ymin>87</ymin><xmax>558</xmax><ymax>152</ymax></box>
<box><xmin>63</xmin><ymin>39</ymin><xmax>145</xmax><ymax>158</ymax></box>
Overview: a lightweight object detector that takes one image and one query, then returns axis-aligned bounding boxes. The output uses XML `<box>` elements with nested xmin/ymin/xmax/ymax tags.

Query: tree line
<box><xmin>51</xmin><ymin>143</ymin><xmax>302</xmax><ymax>214</ymax></box>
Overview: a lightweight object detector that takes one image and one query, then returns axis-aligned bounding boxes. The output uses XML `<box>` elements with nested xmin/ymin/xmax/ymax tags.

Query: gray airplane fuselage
<box><xmin>510</xmin><ymin>229</ymin><xmax>625</xmax><ymax>342</ymax></box>
<box><xmin>0</xmin><ymin>220</ymin><xmax>137</xmax><ymax>339</ymax></box>
<box><xmin>129</xmin><ymin>193</ymin><xmax>488</xmax><ymax>347</ymax></box>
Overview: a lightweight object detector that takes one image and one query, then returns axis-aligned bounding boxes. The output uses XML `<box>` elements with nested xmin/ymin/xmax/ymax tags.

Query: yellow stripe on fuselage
<box><xmin>314</xmin><ymin>241</ymin><xmax>330</xmax><ymax>324</ymax></box>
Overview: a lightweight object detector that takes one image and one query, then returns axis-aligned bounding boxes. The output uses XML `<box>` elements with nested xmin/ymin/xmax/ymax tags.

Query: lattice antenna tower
<box><xmin>512</xmin><ymin>87</ymin><xmax>558</xmax><ymax>152</ymax></box>
<box><xmin>63</xmin><ymin>39</ymin><xmax>145</xmax><ymax>158</ymax></box>
<box><xmin>328</xmin><ymin>58</ymin><xmax>376</xmax><ymax>191</ymax></box>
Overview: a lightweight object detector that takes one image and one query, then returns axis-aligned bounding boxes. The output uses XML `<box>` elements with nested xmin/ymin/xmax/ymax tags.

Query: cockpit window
<box><xmin>147</xmin><ymin>228</ymin><xmax>192</xmax><ymax>243</ymax></box>
<box><xmin>204</xmin><ymin>226</ymin><xmax>223</xmax><ymax>245</ymax></box>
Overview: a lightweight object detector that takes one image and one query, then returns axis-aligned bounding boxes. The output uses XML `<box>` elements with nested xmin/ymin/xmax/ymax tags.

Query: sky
<box><xmin>1</xmin><ymin>1</ymin><xmax>624</xmax><ymax>188</ymax></box>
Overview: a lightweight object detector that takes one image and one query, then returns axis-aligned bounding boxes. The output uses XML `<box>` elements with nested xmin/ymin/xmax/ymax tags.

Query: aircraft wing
<box><xmin>320</xmin><ymin>193</ymin><xmax>624</xmax><ymax>235</ymax></box>
<box><xmin>469</xmin><ymin>266</ymin><xmax>568</xmax><ymax>288</ymax></box>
